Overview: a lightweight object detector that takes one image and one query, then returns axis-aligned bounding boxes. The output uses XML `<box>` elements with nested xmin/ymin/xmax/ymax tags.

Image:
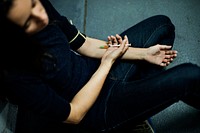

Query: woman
<box><xmin>1</xmin><ymin>0</ymin><xmax>200</xmax><ymax>132</ymax></box>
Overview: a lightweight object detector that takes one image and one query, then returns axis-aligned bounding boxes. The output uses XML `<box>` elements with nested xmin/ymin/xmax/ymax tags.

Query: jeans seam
<box><xmin>144</xmin><ymin>24</ymin><xmax>173</xmax><ymax>47</ymax></box>
<box><xmin>100</xmin><ymin>80</ymin><xmax>118</xmax><ymax>132</ymax></box>
<box><xmin>122</xmin><ymin>64</ymin><xmax>135</xmax><ymax>82</ymax></box>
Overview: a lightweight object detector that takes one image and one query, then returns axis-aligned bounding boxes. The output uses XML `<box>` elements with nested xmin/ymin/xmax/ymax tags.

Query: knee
<box><xmin>152</xmin><ymin>15</ymin><xmax>175</xmax><ymax>30</ymax></box>
<box><xmin>154</xmin><ymin>15</ymin><xmax>173</xmax><ymax>24</ymax></box>
<box><xmin>151</xmin><ymin>15</ymin><xmax>175</xmax><ymax>45</ymax></box>
<box><xmin>177</xmin><ymin>63</ymin><xmax>200</xmax><ymax>81</ymax></box>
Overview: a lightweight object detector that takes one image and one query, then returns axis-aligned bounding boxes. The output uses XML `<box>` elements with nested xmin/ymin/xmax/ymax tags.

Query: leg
<box><xmin>109</xmin><ymin>15</ymin><xmax>175</xmax><ymax>81</ymax></box>
<box><xmin>79</xmin><ymin>15</ymin><xmax>177</xmax><ymax>132</ymax></box>
<box><xmin>120</xmin><ymin>15</ymin><xmax>175</xmax><ymax>48</ymax></box>
<box><xmin>106</xmin><ymin>63</ymin><xmax>200</xmax><ymax>131</ymax></box>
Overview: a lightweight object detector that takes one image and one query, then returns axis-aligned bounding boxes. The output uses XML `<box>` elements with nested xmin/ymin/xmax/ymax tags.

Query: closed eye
<box><xmin>23</xmin><ymin>0</ymin><xmax>37</xmax><ymax>29</ymax></box>
<box><xmin>32</xmin><ymin>0</ymin><xmax>37</xmax><ymax>8</ymax></box>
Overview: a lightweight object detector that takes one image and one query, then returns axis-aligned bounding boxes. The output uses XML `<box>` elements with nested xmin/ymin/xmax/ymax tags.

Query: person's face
<box><xmin>7</xmin><ymin>0</ymin><xmax>49</xmax><ymax>35</ymax></box>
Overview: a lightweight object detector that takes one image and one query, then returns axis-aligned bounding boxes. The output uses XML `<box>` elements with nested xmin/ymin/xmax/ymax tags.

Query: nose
<box><xmin>31</xmin><ymin>7</ymin><xmax>46</xmax><ymax>23</ymax></box>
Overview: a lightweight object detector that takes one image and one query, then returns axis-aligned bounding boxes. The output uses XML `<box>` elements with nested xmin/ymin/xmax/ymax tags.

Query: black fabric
<box><xmin>70</xmin><ymin>32</ymin><xmax>86</xmax><ymax>50</ymax></box>
<box><xmin>41</xmin><ymin>0</ymin><xmax>86</xmax><ymax>50</ymax></box>
<box><xmin>4</xmin><ymin>69</ymin><xmax>71</xmax><ymax>122</ymax></box>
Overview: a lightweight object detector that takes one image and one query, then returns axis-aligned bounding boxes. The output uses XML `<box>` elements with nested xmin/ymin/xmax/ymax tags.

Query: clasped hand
<box><xmin>101</xmin><ymin>35</ymin><xmax>129</xmax><ymax>65</ymax></box>
<box><xmin>105</xmin><ymin>34</ymin><xmax>178</xmax><ymax>67</ymax></box>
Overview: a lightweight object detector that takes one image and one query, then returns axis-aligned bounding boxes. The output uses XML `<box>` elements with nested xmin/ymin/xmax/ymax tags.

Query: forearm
<box><xmin>77</xmin><ymin>37</ymin><xmax>107</xmax><ymax>58</ymax></box>
<box><xmin>65</xmin><ymin>62</ymin><xmax>112</xmax><ymax>124</ymax></box>
<box><xmin>121</xmin><ymin>47</ymin><xmax>147</xmax><ymax>60</ymax></box>
<box><xmin>77</xmin><ymin>37</ymin><xmax>147</xmax><ymax>60</ymax></box>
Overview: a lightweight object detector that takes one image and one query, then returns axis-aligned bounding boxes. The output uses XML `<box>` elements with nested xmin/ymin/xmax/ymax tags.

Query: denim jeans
<box><xmin>79</xmin><ymin>15</ymin><xmax>200</xmax><ymax>132</ymax></box>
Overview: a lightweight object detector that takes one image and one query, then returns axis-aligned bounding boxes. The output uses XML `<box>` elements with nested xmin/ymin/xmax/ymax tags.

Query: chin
<box><xmin>44</xmin><ymin>17</ymin><xmax>49</xmax><ymax>26</ymax></box>
<box><xmin>27</xmin><ymin>25</ymin><xmax>48</xmax><ymax>35</ymax></box>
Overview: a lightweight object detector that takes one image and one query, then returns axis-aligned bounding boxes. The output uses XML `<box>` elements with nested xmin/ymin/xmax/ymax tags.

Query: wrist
<box><xmin>141</xmin><ymin>48</ymin><xmax>148</xmax><ymax>60</ymax></box>
<box><xmin>100</xmin><ymin>60</ymin><xmax>113</xmax><ymax>70</ymax></box>
<box><xmin>122</xmin><ymin>47</ymin><xmax>148</xmax><ymax>60</ymax></box>
<box><xmin>131</xmin><ymin>48</ymin><xmax>148</xmax><ymax>60</ymax></box>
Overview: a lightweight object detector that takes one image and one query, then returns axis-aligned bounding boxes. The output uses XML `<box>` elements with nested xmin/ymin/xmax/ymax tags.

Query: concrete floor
<box><xmin>50</xmin><ymin>0</ymin><xmax>200</xmax><ymax>132</ymax></box>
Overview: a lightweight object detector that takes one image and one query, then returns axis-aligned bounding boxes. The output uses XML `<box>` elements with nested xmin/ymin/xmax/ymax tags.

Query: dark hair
<box><xmin>0</xmin><ymin>0</ymin><xmax>43</xmax><ymax>70</ymax></box>
<box><xmin>0</xmin><ymin>0</ymin><xmax>44</xmax><ymax>98</ymax></box>
<box><xmin>0</xmin><ymin>0</ymin><xmax>12</xmax><ymax>17</ymax></box>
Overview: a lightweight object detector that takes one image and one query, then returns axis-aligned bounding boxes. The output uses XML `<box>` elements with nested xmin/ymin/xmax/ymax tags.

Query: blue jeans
<box><xmin>80</xmin><ymin>15</ymin><xmax>200</xmax><ymax>132</ymax></box>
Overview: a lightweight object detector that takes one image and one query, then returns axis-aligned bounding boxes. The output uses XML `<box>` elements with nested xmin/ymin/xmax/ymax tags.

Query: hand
<box><xmin>102</xmin><ymin>37</ymin><xmax>129</xmax><ymax>65</ymax></box>
<box><xmin>145</xmin><ymin>44</ymin><xmax>178</xmax><ymax>66</ymax></box>
<box><xmin>107</xmin><ymin>34</ymin><xmax>129</xmax><ymax>46</ymax></box>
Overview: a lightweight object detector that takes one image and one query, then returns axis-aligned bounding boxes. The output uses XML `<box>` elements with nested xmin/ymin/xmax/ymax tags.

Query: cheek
<box><xmin>25</xmin><ymin>18</ymin><xmax>49</xmax><ymax>35</ymax></box>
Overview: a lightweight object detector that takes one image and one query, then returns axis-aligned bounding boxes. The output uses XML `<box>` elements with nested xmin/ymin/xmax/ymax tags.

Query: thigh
<box><xmin>120</xmin><ymin>15</ymin><xmax>175</xmax><ymax>48</ymax></box>
<box><xmin>109</xmin><ymin>15</ymin><xmax>175</xmax><ymax>81</ymax></box>
<box><xmin>108</xmin><ymin>60</ymin><xmax>138</xmax><ymax>81</ymax></box>
<box><xmin>106</xmin><ymin>63</ymin><xmax>200</xmax><ymax>130</ymax></box>
<box><xmin>108</xmin><ymin>60</ymin><xmax>165</xmax><ymax>82</ymax></box>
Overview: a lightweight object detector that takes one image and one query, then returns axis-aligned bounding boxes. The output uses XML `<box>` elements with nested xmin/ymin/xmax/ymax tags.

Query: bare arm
<box><xmin>77</xmin><ymin>35</ymin><xmax>177</xmax><ymax>67</ymax></box>
<box><xmin>77</xmin><ymin>36</ymin><xmax>146</xmax><ymax>60</ymax></box>
<box><xmin>64</xmin><ymin>38</ymin><xmax>129</xmax><ymax>124</ymax></box>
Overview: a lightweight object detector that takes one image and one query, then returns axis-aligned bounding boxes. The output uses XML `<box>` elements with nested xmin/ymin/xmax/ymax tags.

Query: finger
<box><xmin>165</xmin><ymin>54</ymin><xmax>174</xmax><ymax>59</ymax></box>
<box><xmin>111</xmin><ymin>35</ymin><xmax>118</xmax><ymax>45</ymax></box>
<box><xmin>158</xmin><ymin>45</ymin><xmax>172</xmax><ymax>50</ymax></box>
<box><xmin>116</xmin><ymin>38</ymin><xmax>126</xmax><ymax>50</ymax></box>
<box><xmin>160</xmin><ymin>62</ymin><xmax>167</xmax><ymax>67</ymax></box>
<box><xmin>170</xmin><ymin>54</ymin><xmax>177</xmax><ymax>58</ymax></box>
<box><xmin>116</xmin><ymin>34</ymin><xmax>123</xmax><ymax>44</ymax></box>
<box><xmin>165</xmin><ymin>50</ymin><xmax>177</xmax><ymax>54</ymax></box>
<box><xmin>160</xmin><ymin>61</ymin><xmax>171</xmax><ymax>67</ymax></box>
<box><xmin>120</xmin><ymin>38</ymin><xmax>129</xmax><ymax>52</ymax></box>
<box><xmin>119</xmin><ymin>38</ymin><xmax>126</xmax><ymax>48</ymax></box>
<box><xmin>165</xmin><ymin>50</ymin><xmax>178</xmax><ymax>56</ymax></box>
<box><xmin>163</xmin><ymin>58</ymin><xmax>173</xmax><ymax>63</ymax></box>
<box><xmin>107</xmin><ymin>36</ymin><xmax>112</xmax><ymax>45</ymax></box>
<box><xmin>166</xmin><ymin>53</ymin><xmax>177</xmax><ymax>59</ymax></box>
<box><xmin>124</xmin><ymin>35</ymin><xmax>129</xmax><ymax>44</ymax></box>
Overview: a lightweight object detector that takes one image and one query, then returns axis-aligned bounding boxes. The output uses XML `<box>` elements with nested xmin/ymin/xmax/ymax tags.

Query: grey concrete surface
<box><xmin>49</xmin><ymin>0</ymin><xmax>85</xmax><ymax>32</ymax></box>
<box><xmin>151</xmin><ymin>102</ymin><xmax>200</xmax><ymax>133</ymax></box>
<box><xmin>0</xmin><ymin>101</ymin><xmax>17</xmax><ymax>133</ymax></box>
<box><xmin>0</xmin><ymin>101</ymin><xmax>7</xmax><ymax>132</ymax></box>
